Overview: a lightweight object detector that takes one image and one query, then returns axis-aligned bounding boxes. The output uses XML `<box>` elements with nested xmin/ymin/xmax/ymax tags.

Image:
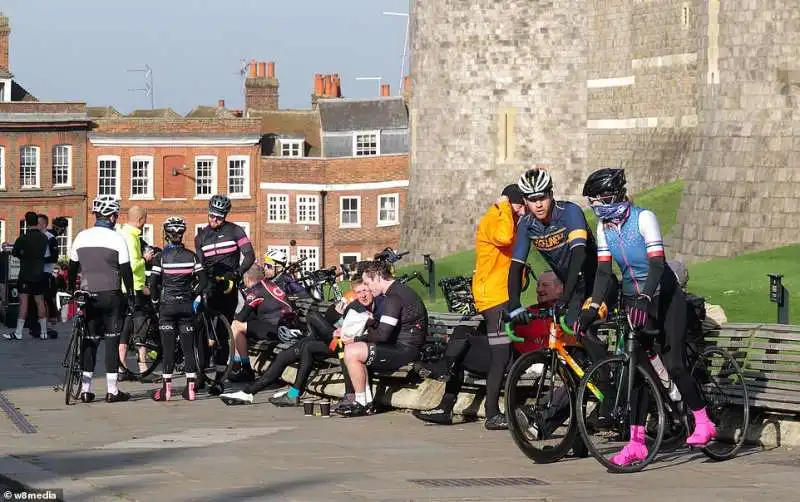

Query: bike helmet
<box><xmin>277</xmin><ymin>325</ymin><xmax>303</xmax><ymax>343</ymax></box>
<box><xmin>91</xmin><ymin>196</ymin><xmax>121</xmax><ymax>217</ymax></box>
<box><xmin>52</xmin><ymin>216</ymin><xmax>69</xmax><ymax>229</ymax></box>
<box><xmin>163</xmin><ymin>216</ymin><xmax>187</xmax><ymax>234</ymax></box>
<box><xmin>264</xmin><ymin>249</ymin><xmax>288</xmax><ymax>266</ymax></box>
<box><xmin>208</xmin><ymin>194</ymin><xmax>232</xmax><ymax>218</ymax></box>
<box><xmin>517</xmin><ymin>168</ymin><xmax>554</xmax><ymax>198</ymax></box>
<box><xmin>583</xmin><ymin>168</ymin><xmax>627</xmax><ymax>200</ymax></box>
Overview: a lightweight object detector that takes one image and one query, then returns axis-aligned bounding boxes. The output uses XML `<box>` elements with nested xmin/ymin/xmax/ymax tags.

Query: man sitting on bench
<box><xmin>413</xmin><ymin>271</ymin><xmax>564</xmax><ymax>425</ymax></box>
<box><xmin>219</xmin><ymin>279</ymin><xmax>384</xmax><ymax>406</ymax></box>
<box><xmin>337</xmin><ymin>261</ymin><xmax>428</xmax><ymax>417</ymax></box>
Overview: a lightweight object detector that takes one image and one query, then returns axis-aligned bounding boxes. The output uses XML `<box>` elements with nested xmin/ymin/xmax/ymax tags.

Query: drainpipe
<box><xmin>319</xmin><ymin>190</ymin><xmax>327</xmax><ymax>267</ymax></box>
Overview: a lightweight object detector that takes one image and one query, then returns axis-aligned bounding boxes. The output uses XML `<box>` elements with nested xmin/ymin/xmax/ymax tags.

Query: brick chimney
<box><xmin>245</xmin><ymin>60</ymin><xmax>279</xmax><ymax>113</ymax></box>
<box><xmin>380</xmin><ymin>83</ymin><xmax>391</xmax><ymax>97</ymax></box>
<box><xmin>0</xmin><ymin>14</ymin><xmax>10</xmax><ymax>71</ymax></box>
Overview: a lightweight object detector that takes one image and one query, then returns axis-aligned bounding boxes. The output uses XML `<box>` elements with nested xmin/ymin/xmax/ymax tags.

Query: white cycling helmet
<box><xmin>163</xmin><ymin>216</ymin><xmax>187</xmax><ymax>234</ymax></box>
<box><xmin>264</xmin><ymin>249</ymin><xmax>288</xmax><ymax>266</ymax></box>
<box><xmin>517</xmin><ymin>168</ymin><xmax>554</xmax><ymax>198</ymax></box>
<box><xmin>91</xmin><ymin>196</ymin><xmax>121</xmax><ymax>217</ymax></box>
<box><xmin>277</xmin><ymin>326</ymin><xmax>303</xmax><ymax>343</ymax></box>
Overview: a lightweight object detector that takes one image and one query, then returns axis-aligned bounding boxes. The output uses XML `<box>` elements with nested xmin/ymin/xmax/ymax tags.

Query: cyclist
<box><xmin>264</xmin><ymin>249</ymin><xmax>307</xmax><ymax>296</ymax></box>
<box><xmin>577</xmin><ymin>168</ymin><xmax>716</xmax><ymax>466</ymax></box>
<box><xmin>194</xmin><ymin>194</ymin><xmax>255</xmax><ymax>395</ymax></box>
<box><xmin>5</xmin><ymin>211</ymin><xmax>49</xmax><ymax>340</ymax></box>
<box><xmin>148</xmin><ymin>217</ymin><xmax>207</xmax><ymax>402</ymax></box>
<box><xmin>67</xmin><ymin>196</ymin><xmax>134</xmax><ymax>403</ymax></box>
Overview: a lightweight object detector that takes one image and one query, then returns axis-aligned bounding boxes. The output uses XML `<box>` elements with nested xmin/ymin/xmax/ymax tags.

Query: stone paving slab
<box><xmin>1</xmin><ymin>324</ymin><xmax>799</xmax><ymax>501</ymax></box>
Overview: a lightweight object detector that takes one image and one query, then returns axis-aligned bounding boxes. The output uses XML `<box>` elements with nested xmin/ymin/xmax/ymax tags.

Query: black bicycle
<box><xmin>438</xmin><ymin>276</ymin><xmax>477</xmax><ymax>316</ymax></box>
<box><xmin>61</xmin><ymin>290</ymin><xmax>91</xmax><ymax>405</ymax></box>
<box><xmin>575</xmin><ymin>297</ymin><xmax>750</xmax><ymax>473</ymax></box>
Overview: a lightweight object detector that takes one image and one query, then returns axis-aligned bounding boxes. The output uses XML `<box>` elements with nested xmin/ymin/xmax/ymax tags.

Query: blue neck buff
<box><xmin>94</xmin><ymin>219</ymin><xmax>115</xmax><ymax>229</ymax></box>
<box><xmin>592</xmin><ymin>200</ymin><xmax>631</xmax><ymax>222</ymax></box>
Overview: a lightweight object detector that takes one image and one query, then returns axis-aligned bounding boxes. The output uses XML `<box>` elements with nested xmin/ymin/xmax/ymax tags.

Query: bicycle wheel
<box><xmin>124</xmin><ymin>315</ymin><xmax>162</xmax><ymax>379</ymax></box>
<box><xmin>212</xmin><ymin>314</ymin><xmax>235</xmax><ymax>382</ymax></box>
<box><xmin>505</xmin><ymin>350</ymin><xmax>579</xmax><ymax>464</ymax></box>
<box><xmin>63</xmin><ymin>320</ymin><xmax>83</xmax><ymax>405</ymax></box>
<box><xmin>576</xmin><ymin>355</ymin><xmax>666</xmax><ymax>473</ymax></box>
<box><xmin>692</xmin><ymin>346</ymin><xmax>750</xmax><ymax>461</ymax></box>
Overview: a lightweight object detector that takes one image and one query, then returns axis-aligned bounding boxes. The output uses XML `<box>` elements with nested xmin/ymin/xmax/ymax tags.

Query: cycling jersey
<box><xmin>235</xmin><ymin>280</ymin><xmax>294</xmax><ymax>330</ymax></box>
<box><xmin>194</xmin><ymin>222</ymin><xmax>255</xmax><ymax>279</ymax></box>
<box><xmin>117</xmin><ymin>224</ymin><xmax>146</xmax><ymax>292</ymax></box>
<box><xmin>69</xmin><ymin>225</ymin><xmax>131</xmax><ymax>293</ymax></box>
<box><xmin>12</xmin><ymin>230</ymin><xmax>49</xmax><ymax>283</ymax></box>
<box><xmin>148</xmin><ymin>244</ymin><xmax>205</xmax><ymax>305</ymax></box>
<box><xmin>596</xmin><ymin>206</ymin><xmax>664</xmax><ymax>296</ymax></box>
<box><xmin>363</xmin><ymin>281</ymin><xmax>428</xmax><ymax>350</ymax></box>
<box><xmin>511</xmin><ymin>201</ymin><xmax>597</xmax><ymax>285</ymax></box>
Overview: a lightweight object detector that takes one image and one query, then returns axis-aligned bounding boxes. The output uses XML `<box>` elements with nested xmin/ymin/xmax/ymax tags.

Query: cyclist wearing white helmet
<box><xmin>67</xmin><ymin>196</ymin><xmax>134</xmax><ymax>403</ymax></box>
<box><xmin>148</xmin><ymin>216</ymin><xmax>207</xmax><ymax>402</ymax></box>
<box><xmin>262</xmin><ymin>248</ymin><xmax>287</xmax><ymax>279</ymax></box>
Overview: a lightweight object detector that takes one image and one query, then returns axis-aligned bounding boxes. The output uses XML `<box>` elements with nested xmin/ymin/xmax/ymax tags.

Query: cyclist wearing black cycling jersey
<box><xmin>339</xmin><ymin>260</ymin><xmax>428</xmax><ymax>417</ymax></box>
<box><xmin>67</xmin><ymin>196</ymin><xmax>134</xmax><ymax>403</ymax></box>
<box><xmin>578</xmin><ymin>168</ymin><xmax>716</xmax><ymax>466</ymax></box>
<box><xmin>148</xmin><ymin>217</ymin><xmax>207</xmax><ymax>402</ymax></box>
<box><xmin>194</xmin><ymin>194</ymin><xmax>255</xmax><ymax>394</ymax></box>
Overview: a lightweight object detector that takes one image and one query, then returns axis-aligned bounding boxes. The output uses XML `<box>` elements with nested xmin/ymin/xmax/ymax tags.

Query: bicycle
<box><xmin>574</xmin><ymin>295</ymin><xmax>750</xmax><ymax>473</ymax></box>
<box><xmin>438</xmin><ymin>276</ymin><xmax>477</xmax><ymax>316</ymax></box>
<box><xmin>502</xmin><ymin>306</ymin><xmax>595</xmax><ymax>463</ymax></box>
<box><xmin>61</xmin><ymin>290</ymin><xmax>91</xmax><ymax>405</ymax></box>
<box><xmin>301</xmin><ymin>266</ymin><xmax>345</xmax><ymax>302</ymax></box>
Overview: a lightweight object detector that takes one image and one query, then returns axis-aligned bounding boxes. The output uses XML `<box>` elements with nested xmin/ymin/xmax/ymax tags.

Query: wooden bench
<box><xmin>704</xmin><ymin>323</ymin><xmax>800</xmax><ymax>413</ymax></box>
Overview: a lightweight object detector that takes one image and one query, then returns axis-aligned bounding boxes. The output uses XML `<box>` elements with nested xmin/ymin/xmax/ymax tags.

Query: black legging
<box><xmin>483</xmin><ymin>303</ymin><xmax>512</xmax><ymax>418</ymax></box>
<box><xmin>433</xmin><ymin>325</ymin><xmax>494</xmax><ymax>413</ymax></box>
<box><xmin>82</xmin><ymin>291</ymin><xmax>123</xmax><ymax>375</ymax></box>
<box><xmin>630</xmin><ymin>272</ymin><xmax>705</xmax><ymax>426</ymax></box>
<box><xmin>158</xmin><ymin>304</ymin><xmax>197</xmax><ymax>378</ymax></box>
<box><xmin>197</xmin><ymin>284</ymin><xmax>239</xmax><ymax>379</ymax></box>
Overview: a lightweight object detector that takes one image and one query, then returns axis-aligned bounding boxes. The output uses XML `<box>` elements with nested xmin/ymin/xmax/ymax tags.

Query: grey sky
<box><xmin>2</xmin><ymin>0</ymin><xmax>410</xmax><ymax>113</ymax></box>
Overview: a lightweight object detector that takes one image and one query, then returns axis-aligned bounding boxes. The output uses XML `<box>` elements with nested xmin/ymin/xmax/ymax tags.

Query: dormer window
<box><xmin>280</xmin><ymin>139</ymin><xmax>304</xmax><ymax>158</ymax></box>
<box><xmin>0</xmin><ymin>78</ymin><xmax>10</xmax><ymax>102</ymax></box>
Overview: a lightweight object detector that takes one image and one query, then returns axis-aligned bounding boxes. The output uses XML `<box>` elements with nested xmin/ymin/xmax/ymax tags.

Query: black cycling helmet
<box><xmin>208</xmin><ymin>194</ymin><xmax>232</xmax><ymax>218</ymax></box>
<box><xmin>52</xmin><ymin>217</ymin><xmax>69</xmax><ymax>229</ymax></box>
<box><xmin>583</xmin><ymin>168</ymin><xmax>627</xmax><ymax>198</ymax></box>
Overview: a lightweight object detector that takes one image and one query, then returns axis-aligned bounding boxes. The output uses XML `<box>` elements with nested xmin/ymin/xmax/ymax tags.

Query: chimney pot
<box><xmin>267</xmin><ymin>61</ymin><xmax>275</xmax><ymax>79</ymax></box>
<box><xmin>256</xmin><ymin>62</ymin><xmax>266</xmax><ymax>78</ymax></box>
<box><xmin>380</xmin><ymin>83</ymin><xmax>391</xmax><ymax>97</ymax></box>
<box><xmin>248</xmin><ymin>60</ymin><xmax>257</xmax><ymax>78</ymax></box>
<box><xmin>218</xmin><ymin>99</ymin><xmax>225</xmax><ymax>108</ymax></box>
<box><xmin>314</xmin><ymin>74</ymin><xmax>324</xmax><ymax>96</ymax></box>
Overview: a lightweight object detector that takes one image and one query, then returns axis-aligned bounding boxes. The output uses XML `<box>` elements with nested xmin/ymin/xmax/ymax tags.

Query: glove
<box><xmin>192</xmin><ymin>295</ymin><xmax>202</xmax><ymax>314</ymax></box>
<box><xmin>553</xmin><ymin>298</ymin><xmax>569</xmax><ymax>319</ymax></box>
<box><xmin>628</xmin><ymin>294</ymin><xmax>651</xmax><ymax>328</ymax></box>
<box><xmin>508</xmin><ymin>306</ymin><xmax>532</xmax><ymax>325</ymax></box>
<box><xmin>574</xmin><ymin>305</ymin><xmax>599</xmax><ymax>336</ymax></box>
<box><xmin>224</xmin><ymin>270</ymin><xmax>241</xmax><ymax>285</ymax></box>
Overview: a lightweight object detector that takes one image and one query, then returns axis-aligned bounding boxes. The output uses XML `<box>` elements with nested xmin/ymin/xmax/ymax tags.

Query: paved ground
<box><xmin>0</xmin><ymin>323</ymin><xmax>799</xmax><ymax>502</ymax></box>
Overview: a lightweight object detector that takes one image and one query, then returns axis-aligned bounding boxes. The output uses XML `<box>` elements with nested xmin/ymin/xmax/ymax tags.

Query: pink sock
<box><xmin>693</xmin><ymin>406</ymin><xmax>711</xmax><ymax>425</ymax></box>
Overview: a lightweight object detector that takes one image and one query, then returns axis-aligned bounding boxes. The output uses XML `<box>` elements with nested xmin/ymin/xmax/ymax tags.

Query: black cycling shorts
<box><xmin>85</xmin><ymin>291</ymin><xmax>124</xmax><ymax>340</ymax></box>
<box><xmin>19</xmin><ymin>279</ymin><xmax>48</xmax><ymax>296</ymax></box>
<box><xmin>365</xmin><ymin>343</ymin><xmax>419</xmax><ymax>371</ymax></box>
<box><xmin>244</xmin><ymin>319</ymin><xmax>277</xmax><ymax>342</ymax></box>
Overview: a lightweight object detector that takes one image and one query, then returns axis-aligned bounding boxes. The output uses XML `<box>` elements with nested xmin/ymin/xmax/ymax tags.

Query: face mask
<box><xmin>592</xmin><ymin>201</ymin><xmax>630</xmax><ymax>221</ymax></box>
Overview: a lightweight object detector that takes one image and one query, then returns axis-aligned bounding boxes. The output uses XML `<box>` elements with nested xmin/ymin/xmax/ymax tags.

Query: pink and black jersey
<box><xmin>194</xmin><ymin>221</ymin><xmax>255</xmax><ymax>279</ymax></box>
<box><xmin>148</xmin><ymin>244</ymin><xmax>205</xmax><ymax>305</ymax></box>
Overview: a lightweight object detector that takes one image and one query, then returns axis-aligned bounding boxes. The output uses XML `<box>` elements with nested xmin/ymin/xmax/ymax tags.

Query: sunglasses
<box><xmin>208</xmin><ymin>214</ymin><xmax>225</xmax><ymax>221</ymax></box>
<box><xmin>264</xmin><ymin>263</ymin><xmax>274</xmax><ymax>269</ymax></box>
<box><xmin>587</xmin><ymin>194</ymin><xmax>617</xmax><ymax>206</ymax></box>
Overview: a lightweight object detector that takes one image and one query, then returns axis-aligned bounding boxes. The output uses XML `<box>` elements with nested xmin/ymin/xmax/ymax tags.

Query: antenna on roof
<box><xmin>127</xmin><ymin>64</ymin><xmax>154</xmax><ymax>109</ymax></box>
<box><xmin>356</xmin><ymin>76</ymin><xmax>383</xmax><ymax>96</ymax></box>
<box><xmin>383</xmin><ymin>11</ymin><xmax>410</xmax><ymax>95</ymax></box>
<box><xmin>236</xmin><ymin>59</ymin><xmax>252</xmax><ymax>97</ymax></box>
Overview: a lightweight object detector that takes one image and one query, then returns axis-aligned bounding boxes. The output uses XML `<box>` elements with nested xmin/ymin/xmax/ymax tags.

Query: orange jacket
<box><xmin>472</xmin><ymin>200</ymin><xmax>516</xmax><ymax>312</ymax></box>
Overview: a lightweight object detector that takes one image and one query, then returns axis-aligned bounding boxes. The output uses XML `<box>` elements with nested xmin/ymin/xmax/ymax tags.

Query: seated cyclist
<box><xmin>577</xmin><ymin>168</ymin><xmax>717</xmax><ymax>467</ymax></box>
<box><xmin>263</xmin><ymin>249</ymin><xmax>306</xmax><ymax>296</ymax></box>
<box><xmin>148</xmin><ymin>217</ymin><xmax>207</xmax><ymax>402</ymax></box>
<box><xmin>219</xmin><ymin>278</ymin><xmax>384</xmax><ymax>406</ymax></box>
<box><xmin>228</xmin><ymin>264</ymin><xmax>295</xmax><ymax>383</ymax></box>
<box><xmin>195</xmin><ymin>195</ymin><xmax>255</xmax><ymax>395</ymax></box>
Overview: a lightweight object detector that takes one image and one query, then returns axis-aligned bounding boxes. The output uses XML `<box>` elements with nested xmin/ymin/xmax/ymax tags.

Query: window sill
<box><xmin>21</xmin><ymin>186</ymin><xmax>42</xmax><ymax>191</ymax></box>
<box><xmin>52</xmin><ymin>185</ymin><xmax>73</xmax><ymax>190</ymax></box>
<box><xmin>297</xmin><ymin>221</ymin><xmax>320</xmax><ymax>226</ymax></box>
<box><xmin>339</xmin><ymin>224</ymin><xmax>361</xmax><ymax>229</ymax></box>
<box><xmin>267</xmin><ymin>220</ymin><xmax>290</xmax><ymax>225</ymax></box>
<box><xmin>227</xmin><ymin>194</ymin><xmax>251</xmax><ymax>200</ymax></box>
<box><xmin>377</xmin><ymin>221</ymin><xmax>399</xmax><ymax>228</ymax></box>
<box><xmin>194</xmin><ymin>195</ymin><xmax>213</xmax><ymax>200</ymax></box>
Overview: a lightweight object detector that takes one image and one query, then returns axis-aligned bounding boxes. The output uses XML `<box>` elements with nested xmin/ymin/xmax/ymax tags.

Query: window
<box><xmin>55</xmin><ymin>218</ymin><xmax>73</xmax><ymax>259</ymax></box>
<box><xmin>234</xmin><ymin>221</ymin><xmax>250</xmax><ymax>237</ymax></box>
<box><xmin>227</xmin><ymin>156</ymin><xmax>250</xmax><ymax>198</ymax></box>
<box><xmin>339</xmin><ymin>253</ymin><xmax>361</xmax><ymax>267</ymax></box>
<box><xmin>18</xmin><ymin>219</ymin><xmax>29</xmax><ymax>235</ymax></box>
<box><xmin>377</xmin><ymin>193</ymin><xmax>400</xmax><ymax>226</ymax></box>
<box><xmin>339</xmin><ymin>196</ymin><xmax>361</xmax><ymax>228</ymax></box>
<box><xmin>296</xmin><ymin>195</ymin><xmax>319</xmax><ymax>224</ymax></box>
<box><xmin>297</xmin><ymin>246</ymin><xmax>319</xmax><ymax>272</ymax></box>
<box><xmin>353</xmin><ymin>131</ymin><xmax>379</xmax><ymax>156</ymax></box>
<box><xmin>280</xmin><ymin>139</ymin><xmax>304</xmax><ymax>158</ymax></box>
<box><xmin>0</xmin><ymin>220</ymin><xmax>5</xmax><ymax>245</ymax></box>
<box><xmin>131</xmin><ymin>156</ymin><xmax>154</xmax><ymax>199</ymax></box>
<box><xmin>267</xmin><ymin>194</ymin><xmax>289</xmax><ymax>223</ymax></box>
<box><xmin>195</xmin><ymin>156</ymin><xmax>217</xmax><ymax>199</ymax></box>
<box><xmin>141</xmin><ymin>224</ymin><xmax>154</xmax><ymax>246</ymax></box>
<box><xmin>97</xmin><ymin>155</ymin><xmax>120</xmax><ymax>198</ymax></box>
<box><xmin>0</xmin><ymin>146</ymin><xmax>5</xmax><ymax>190</ymax></box>
<box><xmin>52</xmin><ymin>145</ymin><xmax>72</xmax><ymax>187</ymax></box>
<box><xmin>20</xmin><ymin>146</ymin><xmax>40</xmax><ymax>188</ymax></box>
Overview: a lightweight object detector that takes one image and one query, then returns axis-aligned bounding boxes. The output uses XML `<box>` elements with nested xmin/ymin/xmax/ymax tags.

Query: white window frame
<box><xmin>377</xmin><ymin>193</ymin><xmax>400</xmax><ymax>227</ymax></box>
<box><xmin>97</xmin><ymin>155</ymin><xmax>121</xmax><ymax>199</ymax></box>
<box><xmin>52</xmin><ymin>145</ymin><xmax>72</xmax><ymax>188</ymax></box>
<box><xmin>55</xmin><ymin>218</ymin><xmax>73</xmax><ymax>260</ymax></box>
<box><xmin>194</xmin><ymin>155</ymin><xmax>218</xmax><ymax>200</ymax></box>
<box><xmin>339</xmin><ymin>253</ymin><xmax>361</xmax><ymax>267</ymax></box>
<box><xmin>339</xmin><ymin>196</ymin><xmax>361</xmax><ymax>228</ymax></box>
<box><xmin>353</xmin><ymin>130</ymin><xmax>380</xmax><ymax>156</ymax></box>
<box><xmin>0</xmin><ymin>219</ymin><xmax>5</xmax><ymax>245</ymax></box>
<box><xmin>234</xmin><ymin>221</ymin><xmax>251</xmax><ymax>237</ymax></box>
<box><xmin>267</xmin><ymin>193</ymin><xmax>289</xmax><ymax>224</ymax></box>
<box><xmin>195</xmin><ymin>223</ymin><xmax>206</xmax><ymax>236</ymax></box>
<box><xmin>297</xmin><ymin>246</ymin><xmax>320</xmax><ymax>273</ymax></box>
<box><xmin>227</xmin><ymin>155</ymin><xmax>250</xmax><ymax>199</ymax></box>
<box><xmin>20</xmin><ymin>145</ymin><xmax>40</xmax><ymax>189</ymax></box>
<box><xmin>279</xmin><ymin>139</ymin><xmax>304</xmax><ymax>158</ymax></box>
<box><xmin>0</xmin><ymin>146</ymin><xmax>5</xmax><ymax>190</ymax></box>
<box><xmin>141</xmin><ymin>224</ymin><xmax>154</xmax><ymax>246</ymax></box>
<box><xmin>130</xmin><ymin>155</ymin><xmax>154</xmax><ymax>200</ymax></box>
<box><xmin>296</xmin><ymin>195</ymin><xmax>319</xmax><ymax>225</ymax></box>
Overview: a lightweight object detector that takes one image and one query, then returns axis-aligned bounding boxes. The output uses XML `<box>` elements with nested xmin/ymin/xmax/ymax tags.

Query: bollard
<box><xmin>768</xmin><ymin>273</ymin><xmax>790</xmax><ymax>325</ymax></box>
<box><xmin>423</xmin><ymin>254</ymin><xmax>436</xmax><ymax>302</ymax></box>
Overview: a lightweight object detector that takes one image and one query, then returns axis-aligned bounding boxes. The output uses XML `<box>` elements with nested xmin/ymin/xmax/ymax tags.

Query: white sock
<box><xmin>15</xmin><ymin>318</ymin><xmax>24</xmax><ymax>337</ymax></box>
<box><xmin>186</xmin><ymin>373</ymin><xmax>196</xmax><ymax>380</ymax></box>
<box><xmin>364</xmin><ymin>385</ymin><xmax>373</xmax><ymax>404</ymax></box>
<box><xmin>106</xmin><ymin>372</ymin><xmax>118</xmax><ymax>394</ymax></box>
<box><xmin>81</xmin><ymin>372</ymin><xmax>93</xmax><ymax>393</ymax></box>
<box><xmin>355</xmin><ymin>392</ymin><xmax>367</xmax><ymax>406</ymax></box>
<box><xmin>38</xmin><ymin>318</ymin><xmax>48</xmax><ymax>337</ymax></box>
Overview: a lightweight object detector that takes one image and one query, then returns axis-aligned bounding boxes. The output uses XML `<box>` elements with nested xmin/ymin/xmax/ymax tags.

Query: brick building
<box><xmin>86</xmin><ymin>105</ymin><xmax>262</xmax><ymax>249</ymax></box>
<box><xmin>257</xmin><ymin>75</ymin><xmax>409</xmax><ymax>272</ymax></box>
<box><xmin>0</xmin><ymin>14</ymin><xmax>91</xmax><ymax>257</ymax></box>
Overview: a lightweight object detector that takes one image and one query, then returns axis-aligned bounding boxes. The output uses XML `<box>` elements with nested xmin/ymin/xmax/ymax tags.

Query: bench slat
<box><xmin>741</xmin><ymin>379</ymin><xmax>800</xmax><ymax>393</ymax></box>
<box><xmin>743</xmin><ymin>362</ymin><xmax>800</xmax><ymax>374</ymax></box>
<box><xmin>746</xmin><ymin>353</ymin><xmax>800</xmax><ymax>364</ymax></box>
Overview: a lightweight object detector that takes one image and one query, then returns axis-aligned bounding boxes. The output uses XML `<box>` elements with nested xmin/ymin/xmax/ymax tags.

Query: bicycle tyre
<box><xmin>576</xmin><ymin>355</ymin><xmax>666</xmax><ymax>473</ymax></box>
<box><xmin>125</xmin><ymin>315</ymin><xmax>163</xmax><ymax>380</ymax></box>
<box><xmin>694</xmin><ymin>346</ymin><xmax>750</xmax><ymax>461</ymax></box>
<box><xmin>213</xmin><ymin>314</ymin><xmax>235</xmax><ymax>382</ymax></box>
<box><xmin>63</xmin><ymin>320</ymin><xmax>82</xmax><ymax>406</ymax></box>
<box><xmin>505</xmin><ymin>350</ymin><xmax>578</xmax><ymax>464</ymax></box>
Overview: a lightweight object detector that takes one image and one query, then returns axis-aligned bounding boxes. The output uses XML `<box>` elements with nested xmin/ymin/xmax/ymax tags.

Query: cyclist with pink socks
<box><xmin>576</xmin><ymin>168</ymin><xmax>717</xmax><ymax>466</ymax></box>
